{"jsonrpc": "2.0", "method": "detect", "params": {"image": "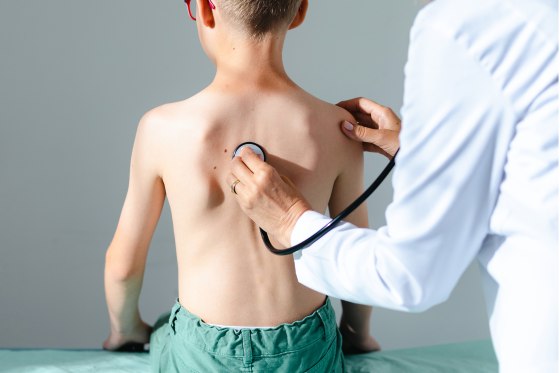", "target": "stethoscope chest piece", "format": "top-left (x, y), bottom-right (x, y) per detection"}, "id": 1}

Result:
top-left (232, 142), bottom-right (266, 162)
